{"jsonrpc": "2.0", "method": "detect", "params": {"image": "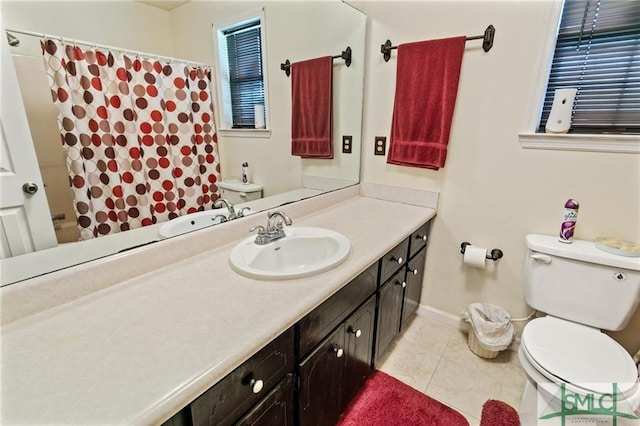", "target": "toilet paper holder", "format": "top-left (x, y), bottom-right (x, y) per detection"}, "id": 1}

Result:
top-left (460, 242), bottom-right (503, 261)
